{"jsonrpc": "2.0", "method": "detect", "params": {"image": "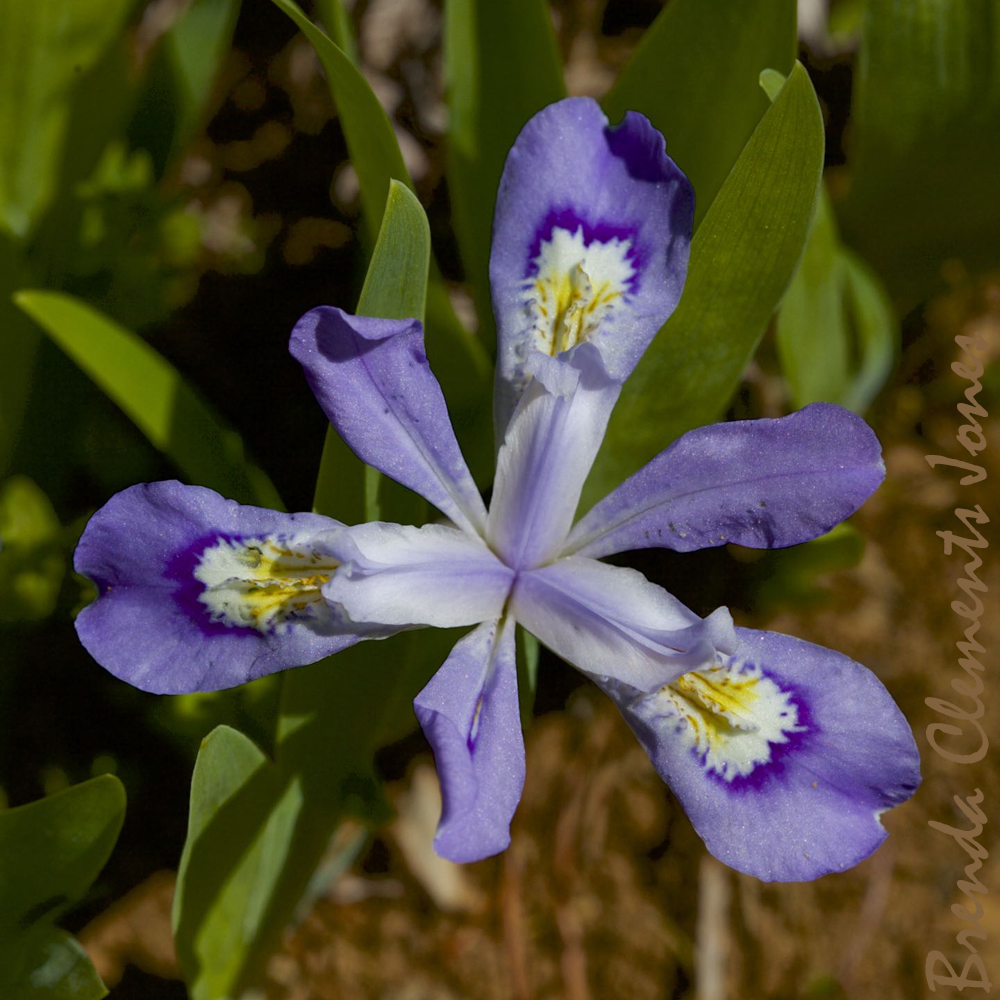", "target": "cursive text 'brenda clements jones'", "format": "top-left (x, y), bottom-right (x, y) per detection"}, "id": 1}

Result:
top-left (924, 327), bottom-right (991, 993)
